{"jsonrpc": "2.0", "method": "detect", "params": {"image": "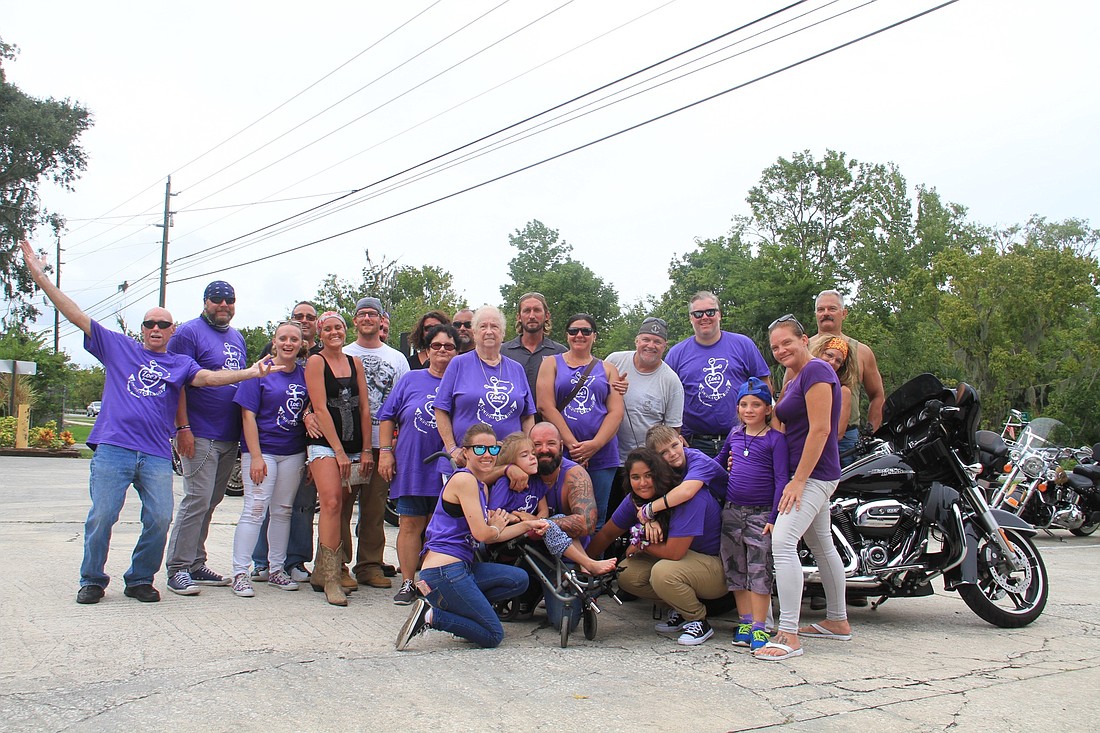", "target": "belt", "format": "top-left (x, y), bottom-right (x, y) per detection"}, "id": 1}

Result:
top-left (691, 433), bottom-right (725, 442)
